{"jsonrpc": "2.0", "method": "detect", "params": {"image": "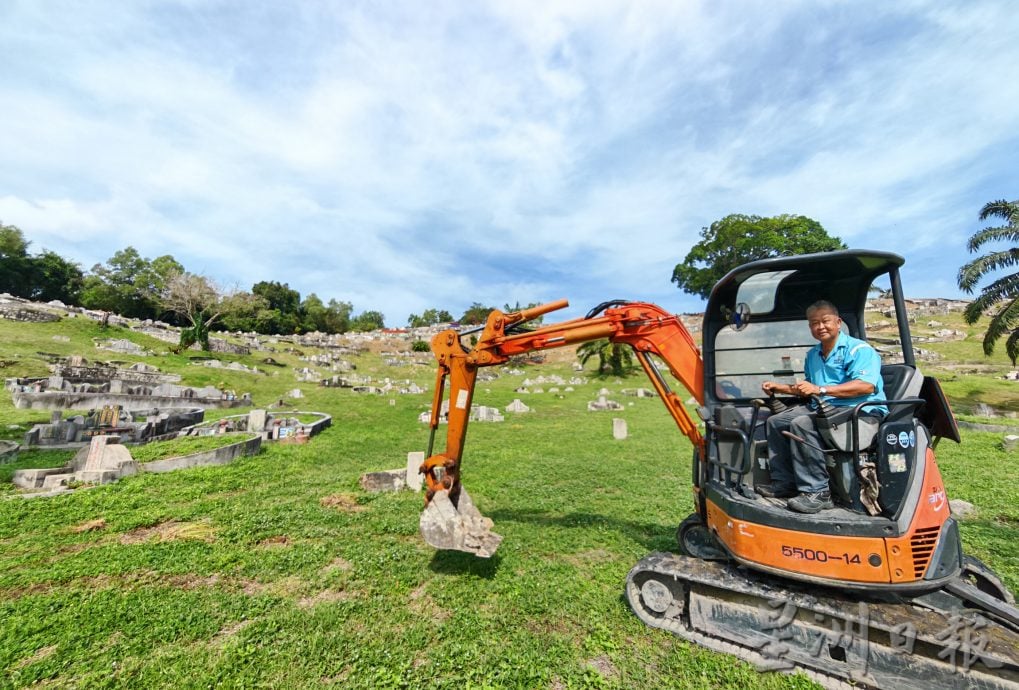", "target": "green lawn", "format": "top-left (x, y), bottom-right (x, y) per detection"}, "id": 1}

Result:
top-left (0, 313), bottom-right (1016, 688)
